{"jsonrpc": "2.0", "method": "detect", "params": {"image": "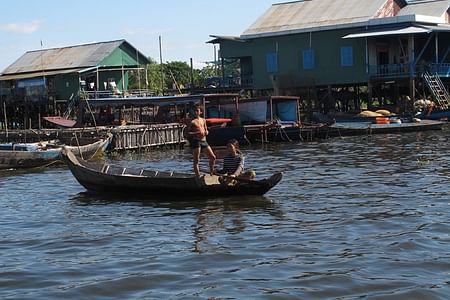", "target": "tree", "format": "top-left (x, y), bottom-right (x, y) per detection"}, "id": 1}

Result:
top-left (164, 61), bottom-right (192, 91)
top-left (128, 57), bottom-right (242, 94)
